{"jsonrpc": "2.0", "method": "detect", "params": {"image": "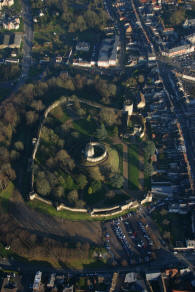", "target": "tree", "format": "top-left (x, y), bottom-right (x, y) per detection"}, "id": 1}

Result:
top-left (123, 77), bottom-right (137, 88)
top-left (75, 174), bottom-right (88, 190)
top-left (145, 140), bottom-right (156, 160)
top-left (21, 83), bottom-right (34, 100)
top-left (65, 175), bottom-right (74, 190)
top-left (47, 172), bottom-right (58, 187)
top-left (162, 219), bottom-right (170, 226)
top-left (67, 190), bottom-right (78, 203)
top-left (99, 109), bottom-right (117, 126)
top-left (75, 199), bottom-right (85, 208)
top-left (3, 103), bottom-right (18, 127)
top-left (160, 208), bottom-right (168, 216)
top-left (106, 190), bottom-right (115, 199)
top-left (26, 111), bottom-right (38, 125)
top-left (36, 178), bottom-right (51, 196)
top-left (113, 126), bottom-right (118, 137)
top-left (51, 106), bottom-right (64, 120)
top-left (71, 95), bottom-right (80, 109)
top-left (163, 231), bottom-right (171, 241)
top-left (77, 108), bottom-right (86, 116)
top-left (170, 9), bottom-right (185, 26)
top-left (96, 123), bottom-right (108, 140)
top-left (144, 162), bottom-right (154, 177)
top-left (108, 83), bottom-right (117, 96)
top-left (14, 141), bottom-right (24, 152)
top-left (138, 74), bottom-right (144, 84)
top-left (2, 163), bottom-right (16, 181)
top-left (74, 74), bottom-right (86, 89)
top-left (109, 173), bottom-right (124, 189)
top-left (56, 150), bottom-right (75, 171)
top-left (54, 185), bottom-right (64, 198)
top-left (90, 180), bottom-right (102, 193)
top-left (88, 186), bottom-right (93, 194)
top-left (10, 150), bottom-right (20, 161)
top-left (64, 79), bottom-right (75, 91)
top-left (0, 147), bottom-right (9, 163)
top-left (31, 100), bottom-right (45, 112)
